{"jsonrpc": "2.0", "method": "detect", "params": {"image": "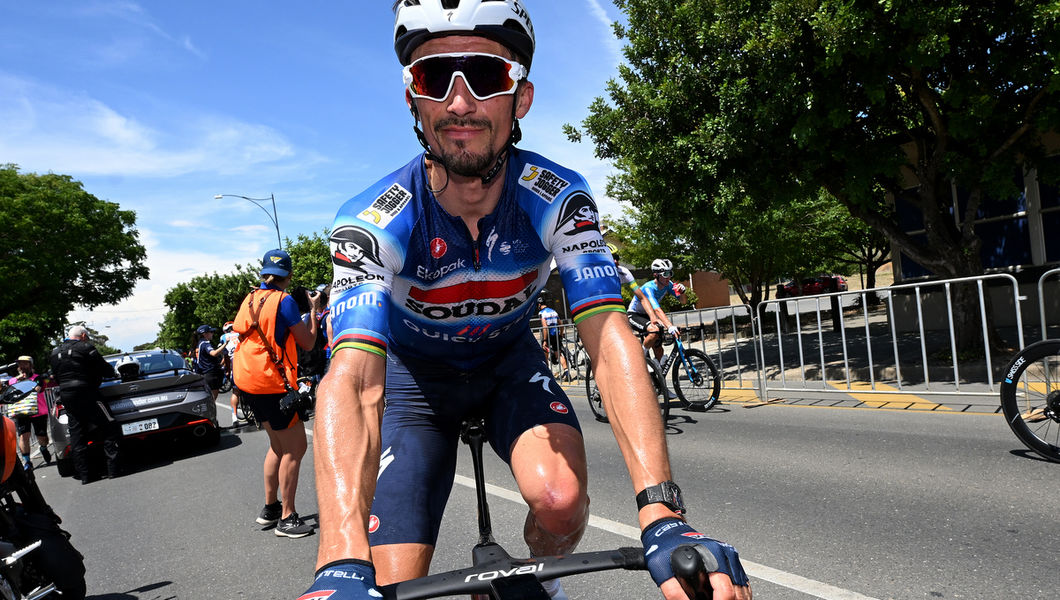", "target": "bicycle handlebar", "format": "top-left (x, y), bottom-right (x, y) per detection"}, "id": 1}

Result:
top-left (378, 546), bottom-right (645, 600)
